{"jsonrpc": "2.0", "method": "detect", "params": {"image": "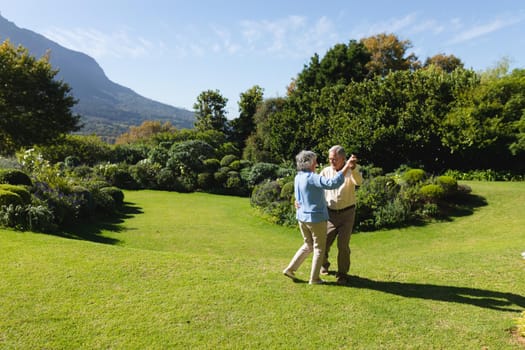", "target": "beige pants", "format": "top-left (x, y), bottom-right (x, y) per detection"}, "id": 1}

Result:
top-left (285, 220), bottom-right (327, 283)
